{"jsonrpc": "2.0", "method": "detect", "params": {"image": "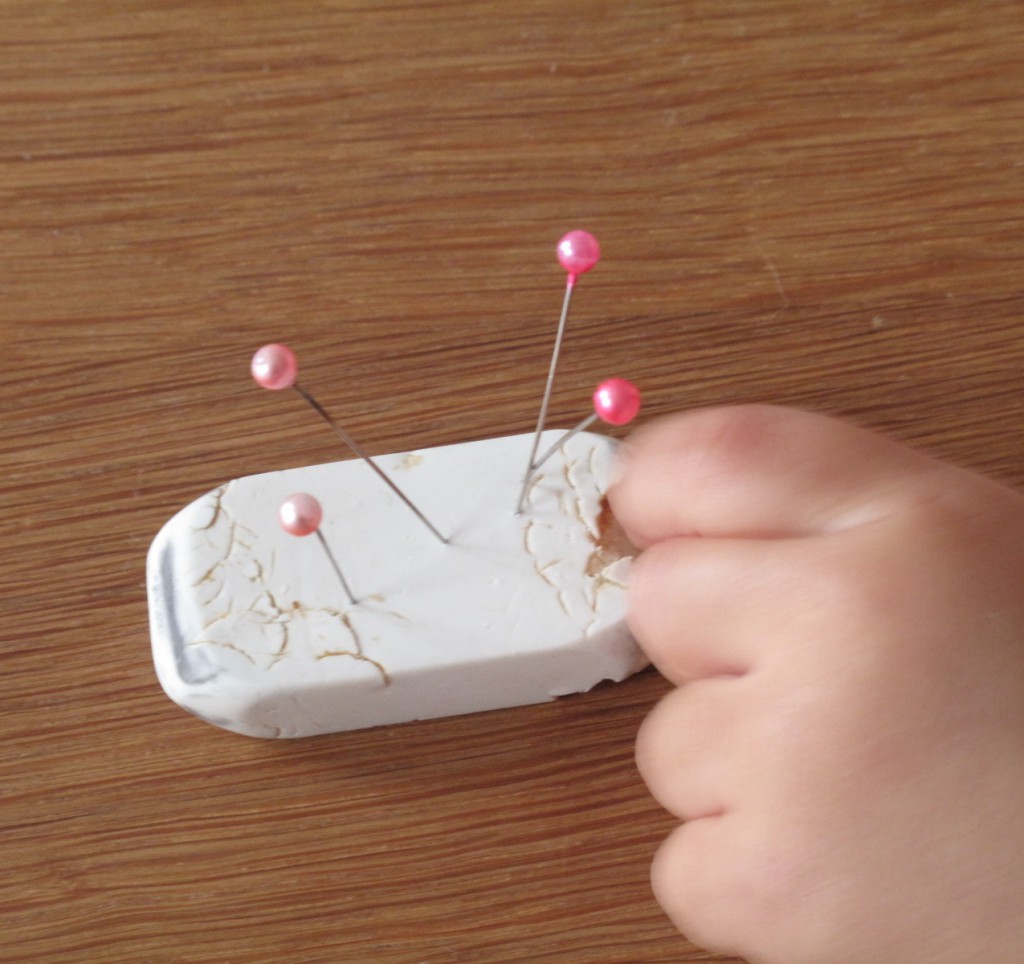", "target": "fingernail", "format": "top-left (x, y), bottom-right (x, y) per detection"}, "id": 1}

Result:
top-left (608, 441), bottom-right (634, 488)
